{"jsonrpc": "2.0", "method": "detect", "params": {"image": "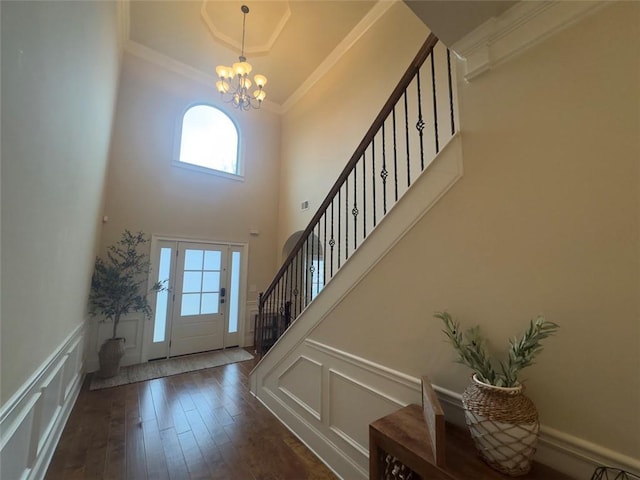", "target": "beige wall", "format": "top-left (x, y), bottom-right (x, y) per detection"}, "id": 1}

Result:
top-left (101, 52), bottom-right (281, 303)
top-left (278, 2), bottom-right (430, 260)
top-left (1, 1), bottom-right (121, 404)
top-left (309, 2), bottom-right (639, 460)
